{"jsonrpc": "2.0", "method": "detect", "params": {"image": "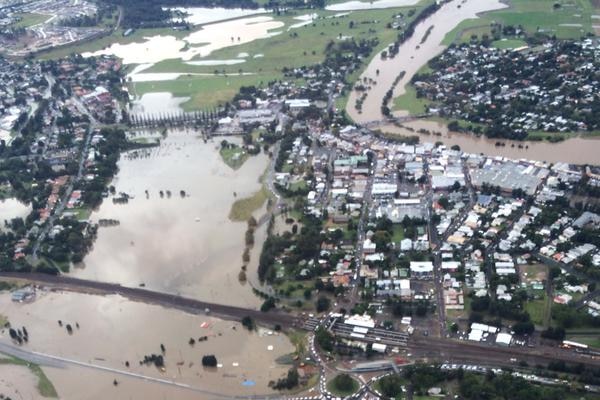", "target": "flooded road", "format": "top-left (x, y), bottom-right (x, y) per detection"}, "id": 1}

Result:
top-left (73, 130), bottom-right (269, 308)
top-left (0, 291), bottom-right (294, 399)
top-left (347, 0), bottom-right (600, 164)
